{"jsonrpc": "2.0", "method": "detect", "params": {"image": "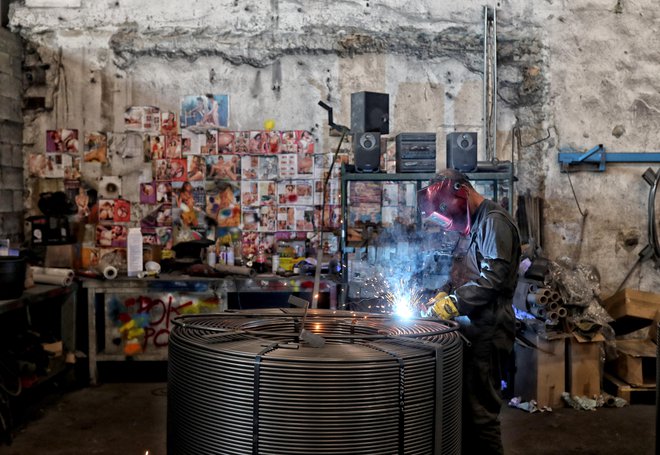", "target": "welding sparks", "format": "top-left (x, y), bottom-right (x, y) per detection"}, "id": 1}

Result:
top-left (383, 277), bottom-right (424, 320)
